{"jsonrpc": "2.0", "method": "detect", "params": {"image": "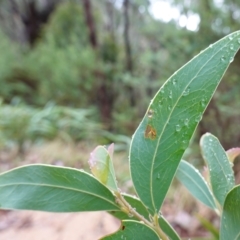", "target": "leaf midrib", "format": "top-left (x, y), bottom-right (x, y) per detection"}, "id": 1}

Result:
top-left (0, 182), bottom-right (119, 208)
top-left (149, 37), bottom-right (232, 211)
